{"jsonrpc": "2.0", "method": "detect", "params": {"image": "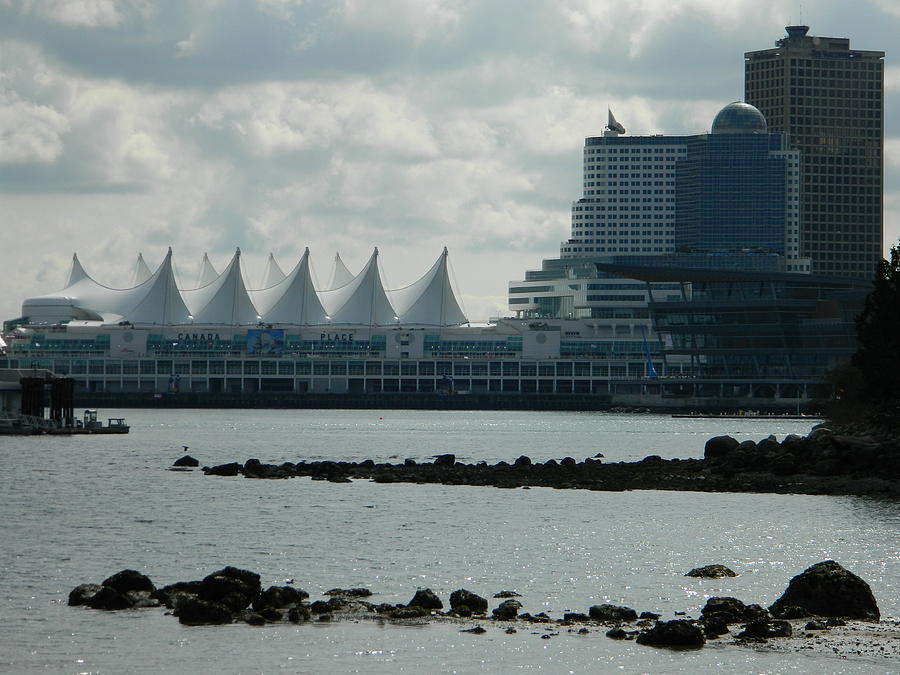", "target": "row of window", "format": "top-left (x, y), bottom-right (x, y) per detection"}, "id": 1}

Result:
top-left (3, 358), bottom-right (664, 379)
